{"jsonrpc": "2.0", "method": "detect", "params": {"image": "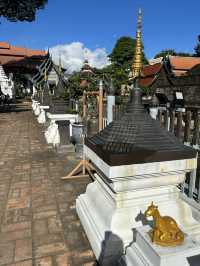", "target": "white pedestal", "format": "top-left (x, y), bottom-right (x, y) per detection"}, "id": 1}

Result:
top-left (32, 100), bottom-right (39, 113)
top-left (45, 113), bottom-right (78, 146)
top-left (34, 103), bottom-right (41, 116)
top-left (76, 146), bottom-right (200, 263)
top-left (107, 96), bottom-right (115, 124)
top-left (150, 107), bottom-right (158, 120)
top-left (37, 106), bottom-right (49, 124)
top-left (45, 121), bottom-right (60, 147)
top-left (122, 226), bottom-right (200, 266)
top-left (32, 100), bottom-right (37, 110)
